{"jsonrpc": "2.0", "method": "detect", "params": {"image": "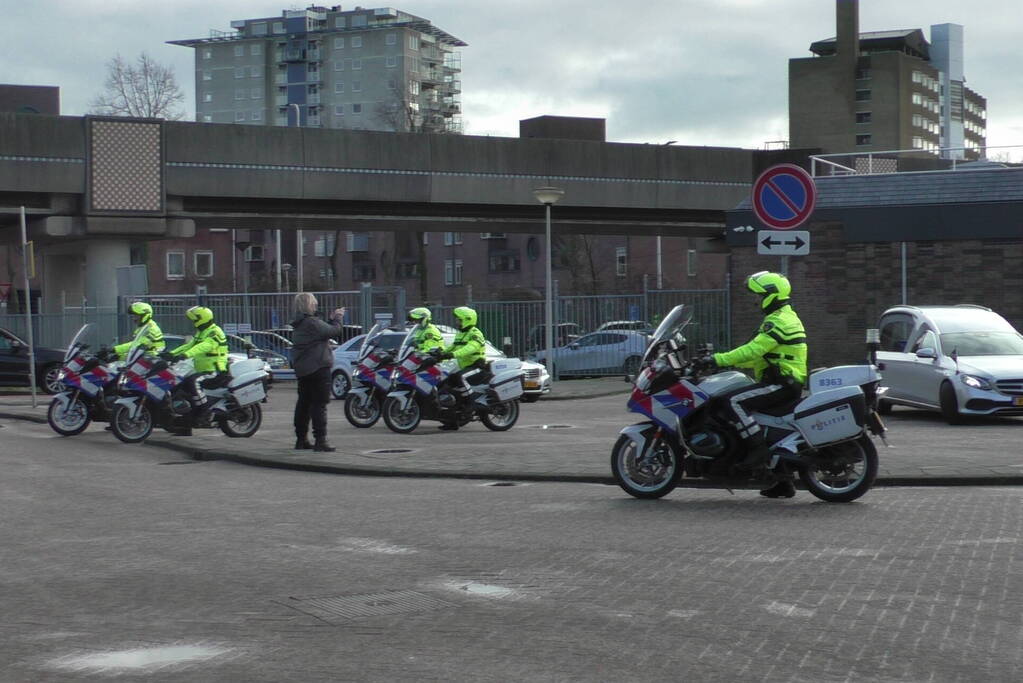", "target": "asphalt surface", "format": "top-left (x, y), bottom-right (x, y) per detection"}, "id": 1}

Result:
top-left (3, 377), bottom-right (1023, 487)
top-left (4, 426), bottom-right (1023, 681)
